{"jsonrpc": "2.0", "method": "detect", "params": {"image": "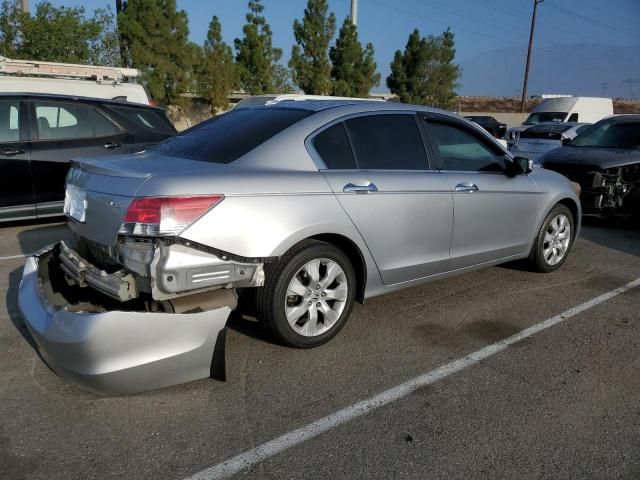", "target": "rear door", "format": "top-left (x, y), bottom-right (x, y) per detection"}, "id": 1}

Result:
top-left (312, 112), bottom-right (453, 285)
top-left (28, 99), bottom-right (133, 216)
top-left (422, 114), bottom-right (539, 270)
top-left (0, 98), bottom-right (35, 220)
